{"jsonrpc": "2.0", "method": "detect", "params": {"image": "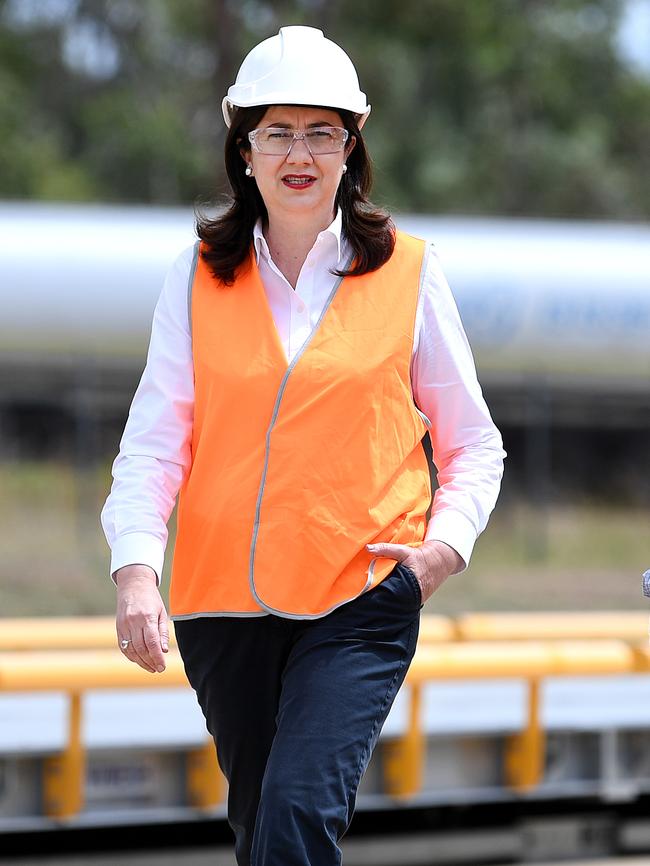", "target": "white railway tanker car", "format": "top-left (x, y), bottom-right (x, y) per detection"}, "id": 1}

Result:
top-left (0, 202), bottom-right (648, 432)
